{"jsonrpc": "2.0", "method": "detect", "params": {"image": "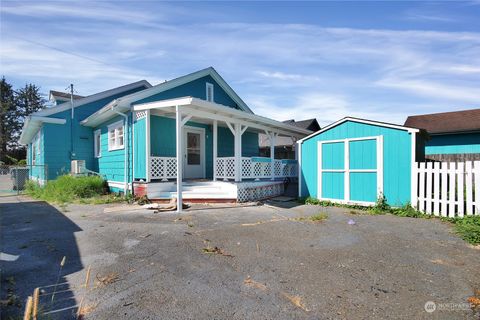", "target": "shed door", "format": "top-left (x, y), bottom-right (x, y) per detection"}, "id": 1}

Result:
top-left (318, 136), bottom-right (383, 204)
